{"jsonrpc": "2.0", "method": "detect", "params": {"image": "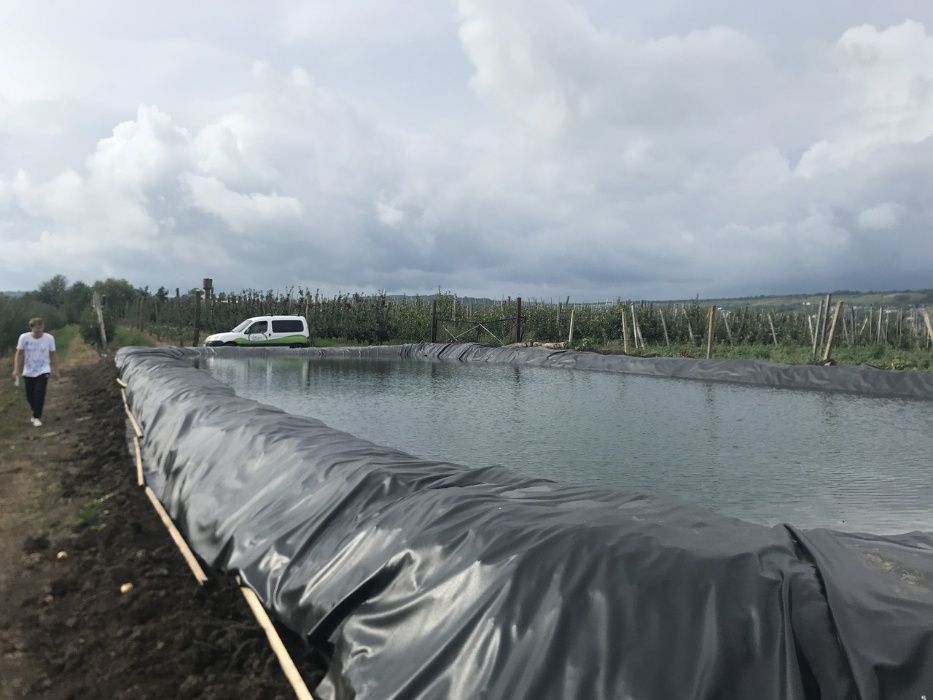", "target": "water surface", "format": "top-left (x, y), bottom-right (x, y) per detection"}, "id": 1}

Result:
top-left (203, 356), bottom-right (933, 534)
